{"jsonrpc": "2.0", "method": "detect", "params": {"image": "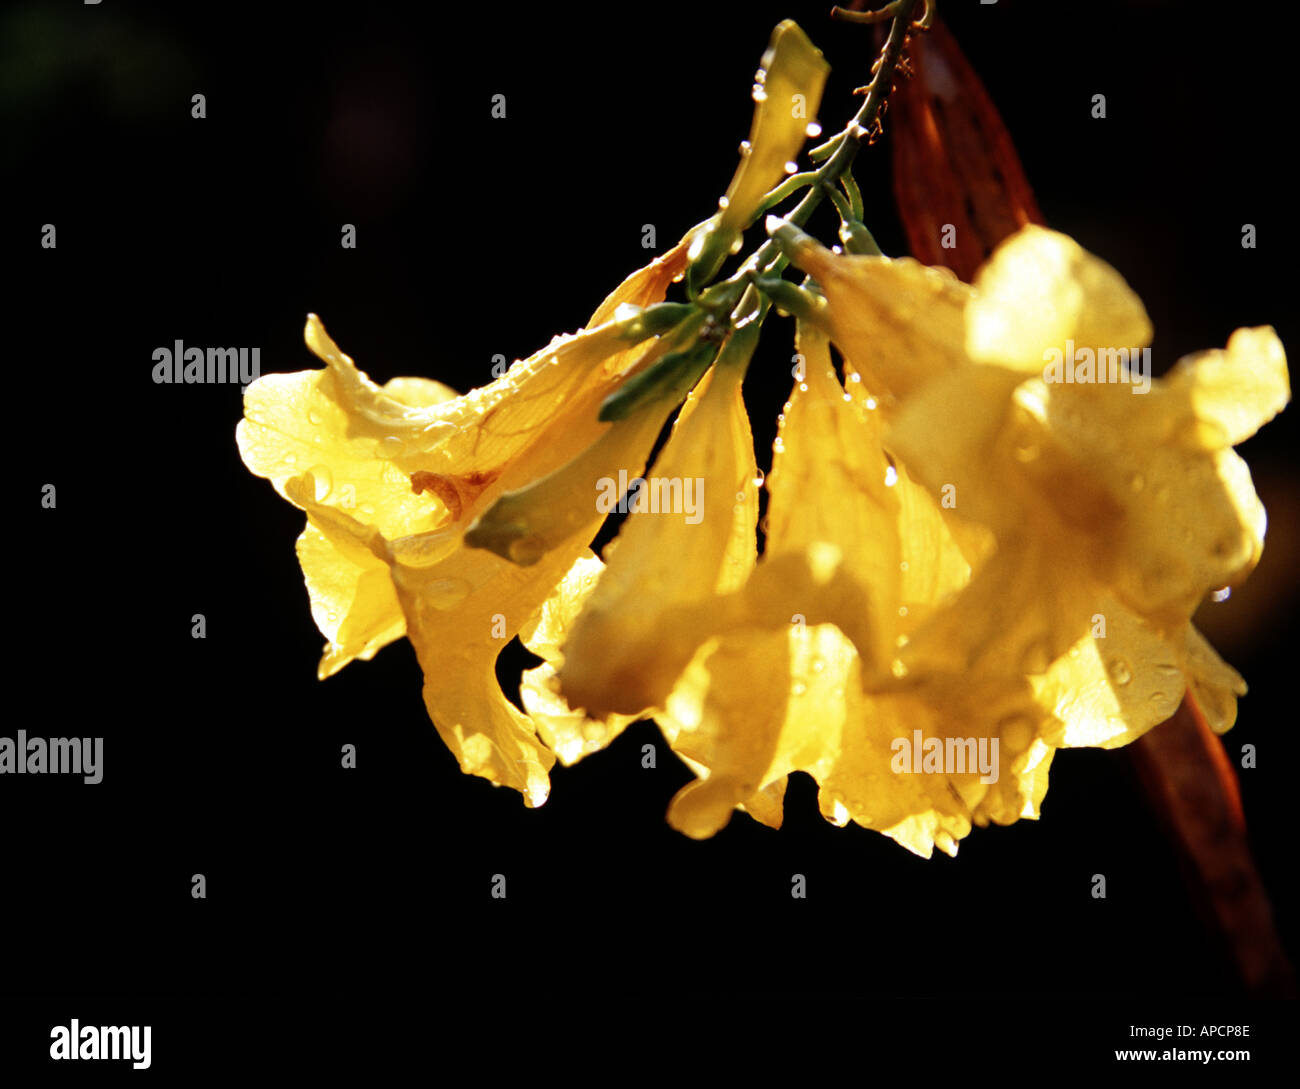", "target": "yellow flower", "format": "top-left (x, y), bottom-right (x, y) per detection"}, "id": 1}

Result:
top-left (236, 15), bottom-right (836, 811)
top-left (550, 225), bottom-right (1286, 856)
top-left (799, 226), bottom-right (1289, 746)
top-left (237, 233), bottom-right (698, 806)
